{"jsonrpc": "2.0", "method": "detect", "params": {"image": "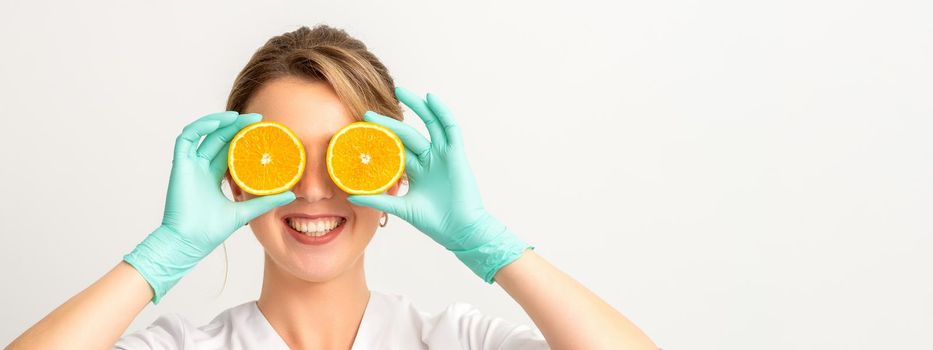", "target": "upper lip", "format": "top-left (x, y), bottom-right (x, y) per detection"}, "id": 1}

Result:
top-left (281, 212), bottom-right (349, 222)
